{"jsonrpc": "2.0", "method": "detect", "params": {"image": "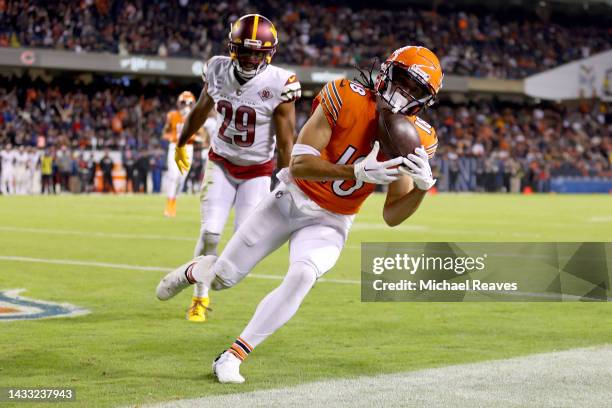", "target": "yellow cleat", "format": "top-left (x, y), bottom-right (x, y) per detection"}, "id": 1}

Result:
top-left (186, 296), bottom-right (210, 322)
top-left (164, 198), bottom-right (177, 217)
